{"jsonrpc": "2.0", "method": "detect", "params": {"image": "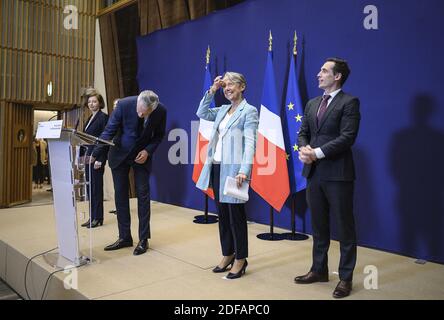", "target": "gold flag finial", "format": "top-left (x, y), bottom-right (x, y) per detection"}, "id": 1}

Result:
top-left (206, 46), bottom-right (210, 65)
top-left (269, 30), bottom-right (273, 51)
top-left (293, 31), bottom-right (298, 56)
